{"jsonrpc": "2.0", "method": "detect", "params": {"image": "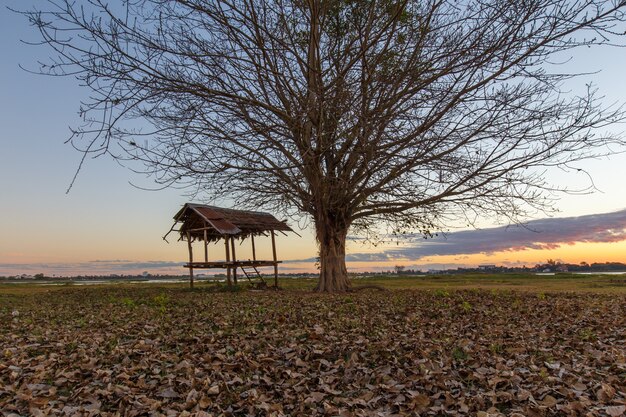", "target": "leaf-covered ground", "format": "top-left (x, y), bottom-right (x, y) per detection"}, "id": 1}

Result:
top-left (1, 286), bottom-right (625, 416)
